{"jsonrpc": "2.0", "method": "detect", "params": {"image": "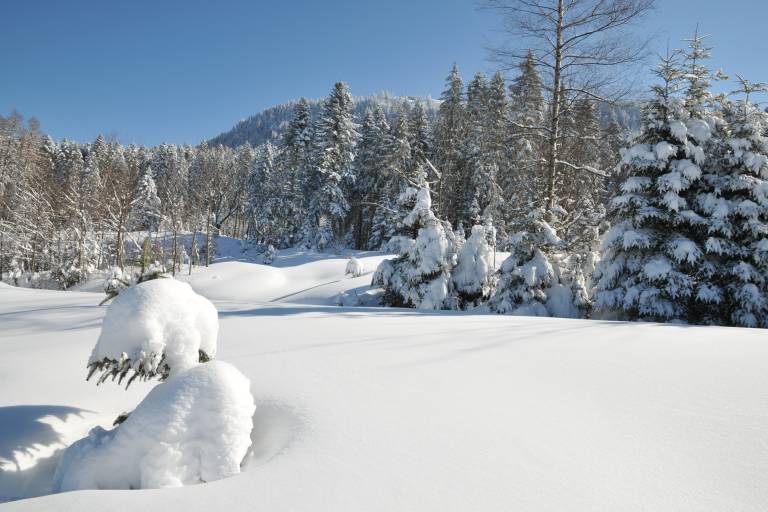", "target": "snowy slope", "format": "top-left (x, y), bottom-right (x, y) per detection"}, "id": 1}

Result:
top-left (2, 253), bottom-right (768, 511)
